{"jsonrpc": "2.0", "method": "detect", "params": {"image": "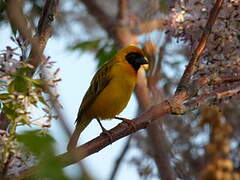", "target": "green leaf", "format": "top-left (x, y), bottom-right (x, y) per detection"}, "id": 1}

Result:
top-left (3, 103), bottom-right (19, 120)
top-left (0, 93), bottom-right (11, 100)
top-left (37, 157), bottom-right (69, 180)
top-left (96, 46), bottom-right (117, 67)
top-left (69, 39), bottom-right (101, 51)
top-left (31, 78), bottom-right (45, 88)
top-left (17, 131), bottom-right (69, 180)
top-left (8, 75), bottom-right (31, 94)
top-left (17, 130), bottom-right (55, 156)
top-left (17, 66), bottom-right (33, 75)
